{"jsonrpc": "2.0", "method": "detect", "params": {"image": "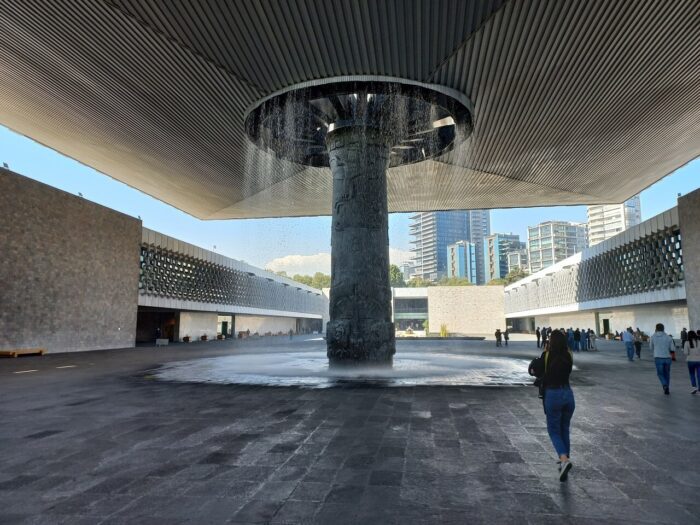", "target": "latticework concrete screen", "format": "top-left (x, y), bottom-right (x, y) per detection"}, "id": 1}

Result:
top-left (505, 209), bottom-right (684, 315)
top-left (139, 229), bottom-right (326, 317)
